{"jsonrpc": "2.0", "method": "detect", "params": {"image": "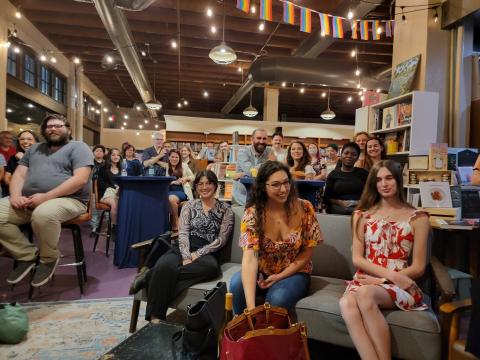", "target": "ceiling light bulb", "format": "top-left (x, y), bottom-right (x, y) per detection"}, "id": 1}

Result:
top-left (144, 119), bottom-right (149, 124)
top-left (171, 40), bottom-right (177, 49)
top-left (139, 125), bottom-right (143, 129)
top-left (13, 46), bottom-right (20, 54)
top-left (155, 124), bottom-right (159, 129)
top-left (360, 95), bottom-right (364, 101)
top-left (183, 99), bottom-right (188, 105)
top-left (376, 88), bottom-right (381, 93)
top-left (95, 109), bottom-right (100, 114)
top-left (243, 105), bottom-right (258, 118)
top-left (321, 92), bottom-right (326, 98)
top-left (377, 27), bottom-right (383, 35)
top-left (177, 102), bottom-right (182, 108)
top-left (251, 5), bottom-right (256, 13)
top-left (108, 116), bottom-right (113, 121)
top-left (50, 56), bottom-right (56, 63)
top-left (123, 122), bottom-right (127, 126)
top-left (136, 132), bottom-right (140, 136)
top-left (203, 91), bottom-right (209, 97)
top-left (347, 10), bottom-right (354, 20)
top-left (300, 87), bottom-right (305, 94)
top-left (121, 126), bottom-right (125, 130)
top-left (238, 67), bottom-right (242, 72)
top-left (347, 96), bottom-right (352, 102)
top-left (356, 83), bottom-right (361, 89)
top-left (355, 69), bottom-right (361, 76)
top-left (3, 41), bottom-right (11, 48)
top-left (97, 100), bottom-right (102, 105)
top-left (351, 50), bottom-right (356, 57)
top-left (321, 31), bottom-right (325, 37)
top-left (40, 54), bottom-right (47, 62)
top-left (124, 114), bottom-right (129, 119)
top-left (26, 117), bottom-right (31, 121)
top-left (6, 108), bottom-right (12, 113)
top-left (358, 90), bottom-right (363, 96)
top-left (15, 11), bottom-right (21, 19)
top-left (73, 57), bottom-right (81, 64)
top-left (258, 22), bottom-right (265, 31)
top-left (206, 7), bottom-right (213, 17)
top-left (136, 105), bottom-right (141, 111)
top-left (28, 103), bottom-right (34, 108)
top-left (281, 82), bottom-right (286, 87)
top-left (106, 55), bottom-right (114, 63)
top-left (140, 50), bottom-right (147, 57)
top-left (210, 25), bottom-right (217, 34)
top-left (103, 108), bottom-right (109, 112)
